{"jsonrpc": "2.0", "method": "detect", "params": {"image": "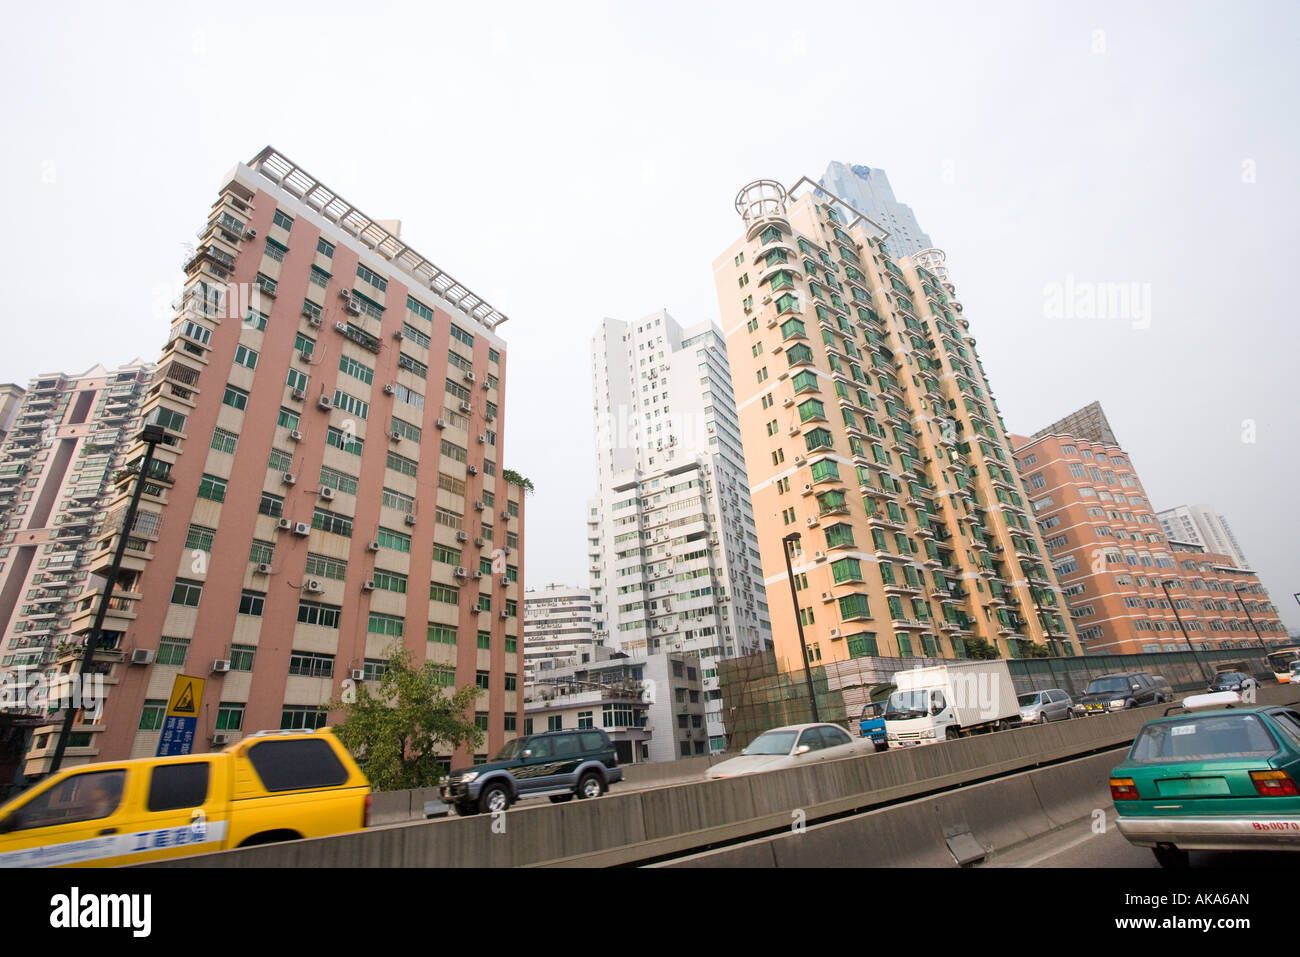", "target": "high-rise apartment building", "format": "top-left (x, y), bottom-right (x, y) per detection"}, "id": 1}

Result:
top-left (25, 147), bottom-right (525, 775)
top-left (1156, 505), bottom-right (1251, 572)
top-left (0, 385), bottom-right (24, 446)
top-left (522, 583), bottom-right (598, 682)
top-left (715, 178), bottom-right (1077, 673)
top-left (1011, 408), bottom-right (1285, 654)
top-left (820, 162), bottom-right (934, 260)
top-left (587, 309), bottom-right (772, 752)
top-left (0, 362), bottom-right (154, 685)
